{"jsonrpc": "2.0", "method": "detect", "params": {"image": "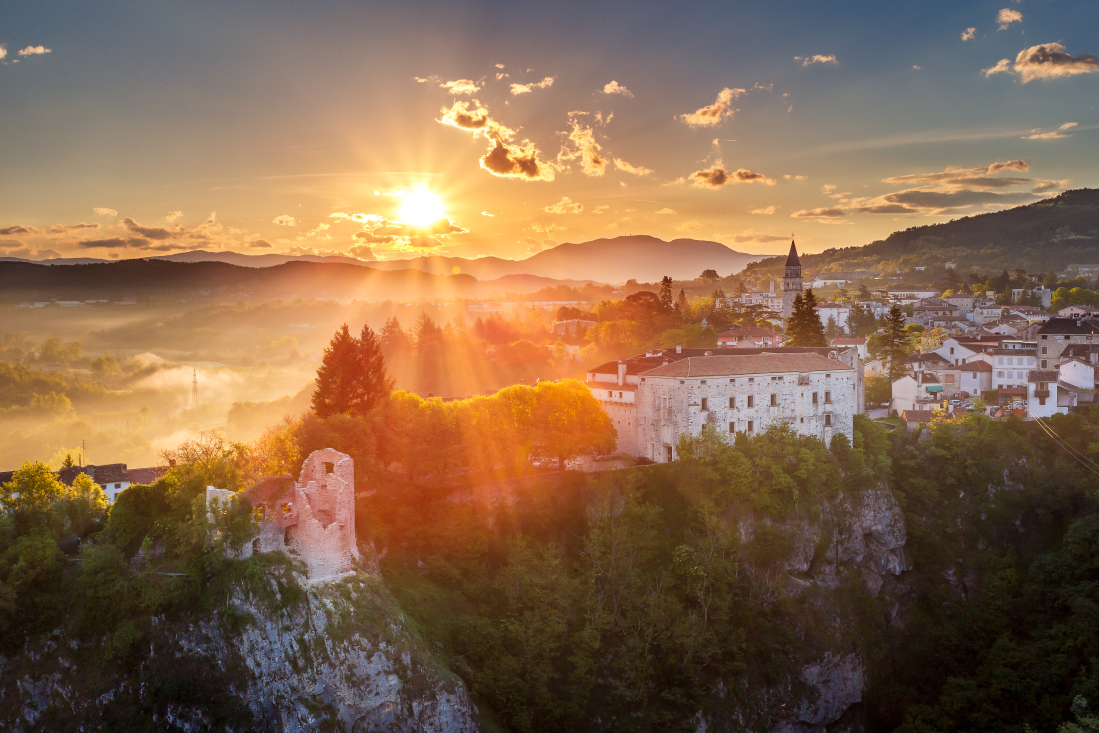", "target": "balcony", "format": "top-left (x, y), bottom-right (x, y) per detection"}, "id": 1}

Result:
top-left (1033, 389), bottom-right (1050, 399)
